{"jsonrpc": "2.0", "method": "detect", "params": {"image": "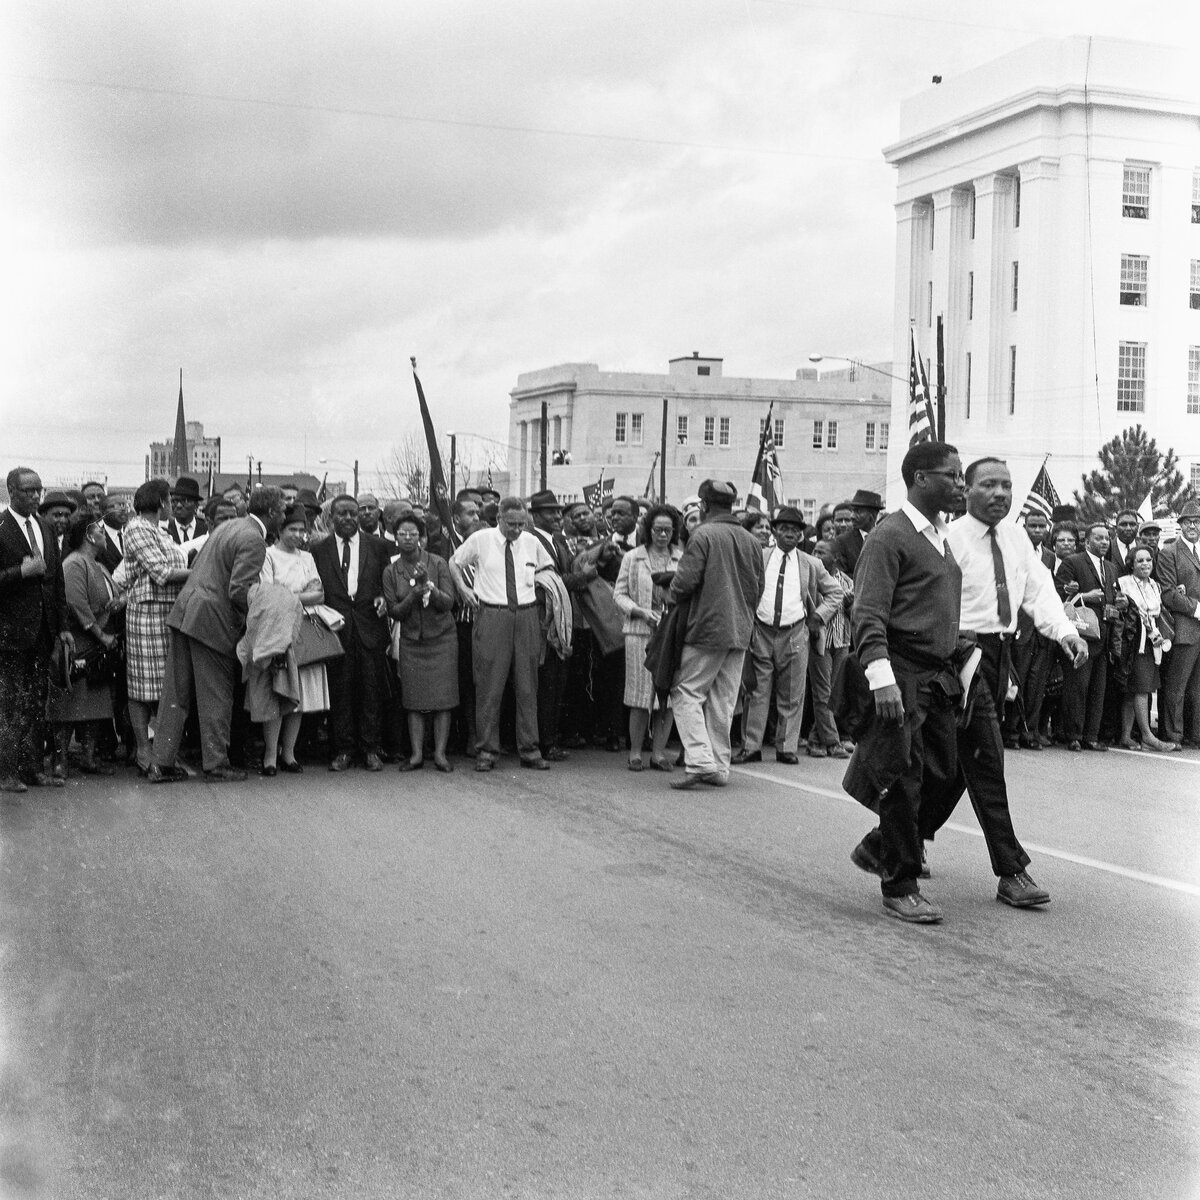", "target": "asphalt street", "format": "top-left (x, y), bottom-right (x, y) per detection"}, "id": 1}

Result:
top-left (1, 743), bottom-right (1197, 1199)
